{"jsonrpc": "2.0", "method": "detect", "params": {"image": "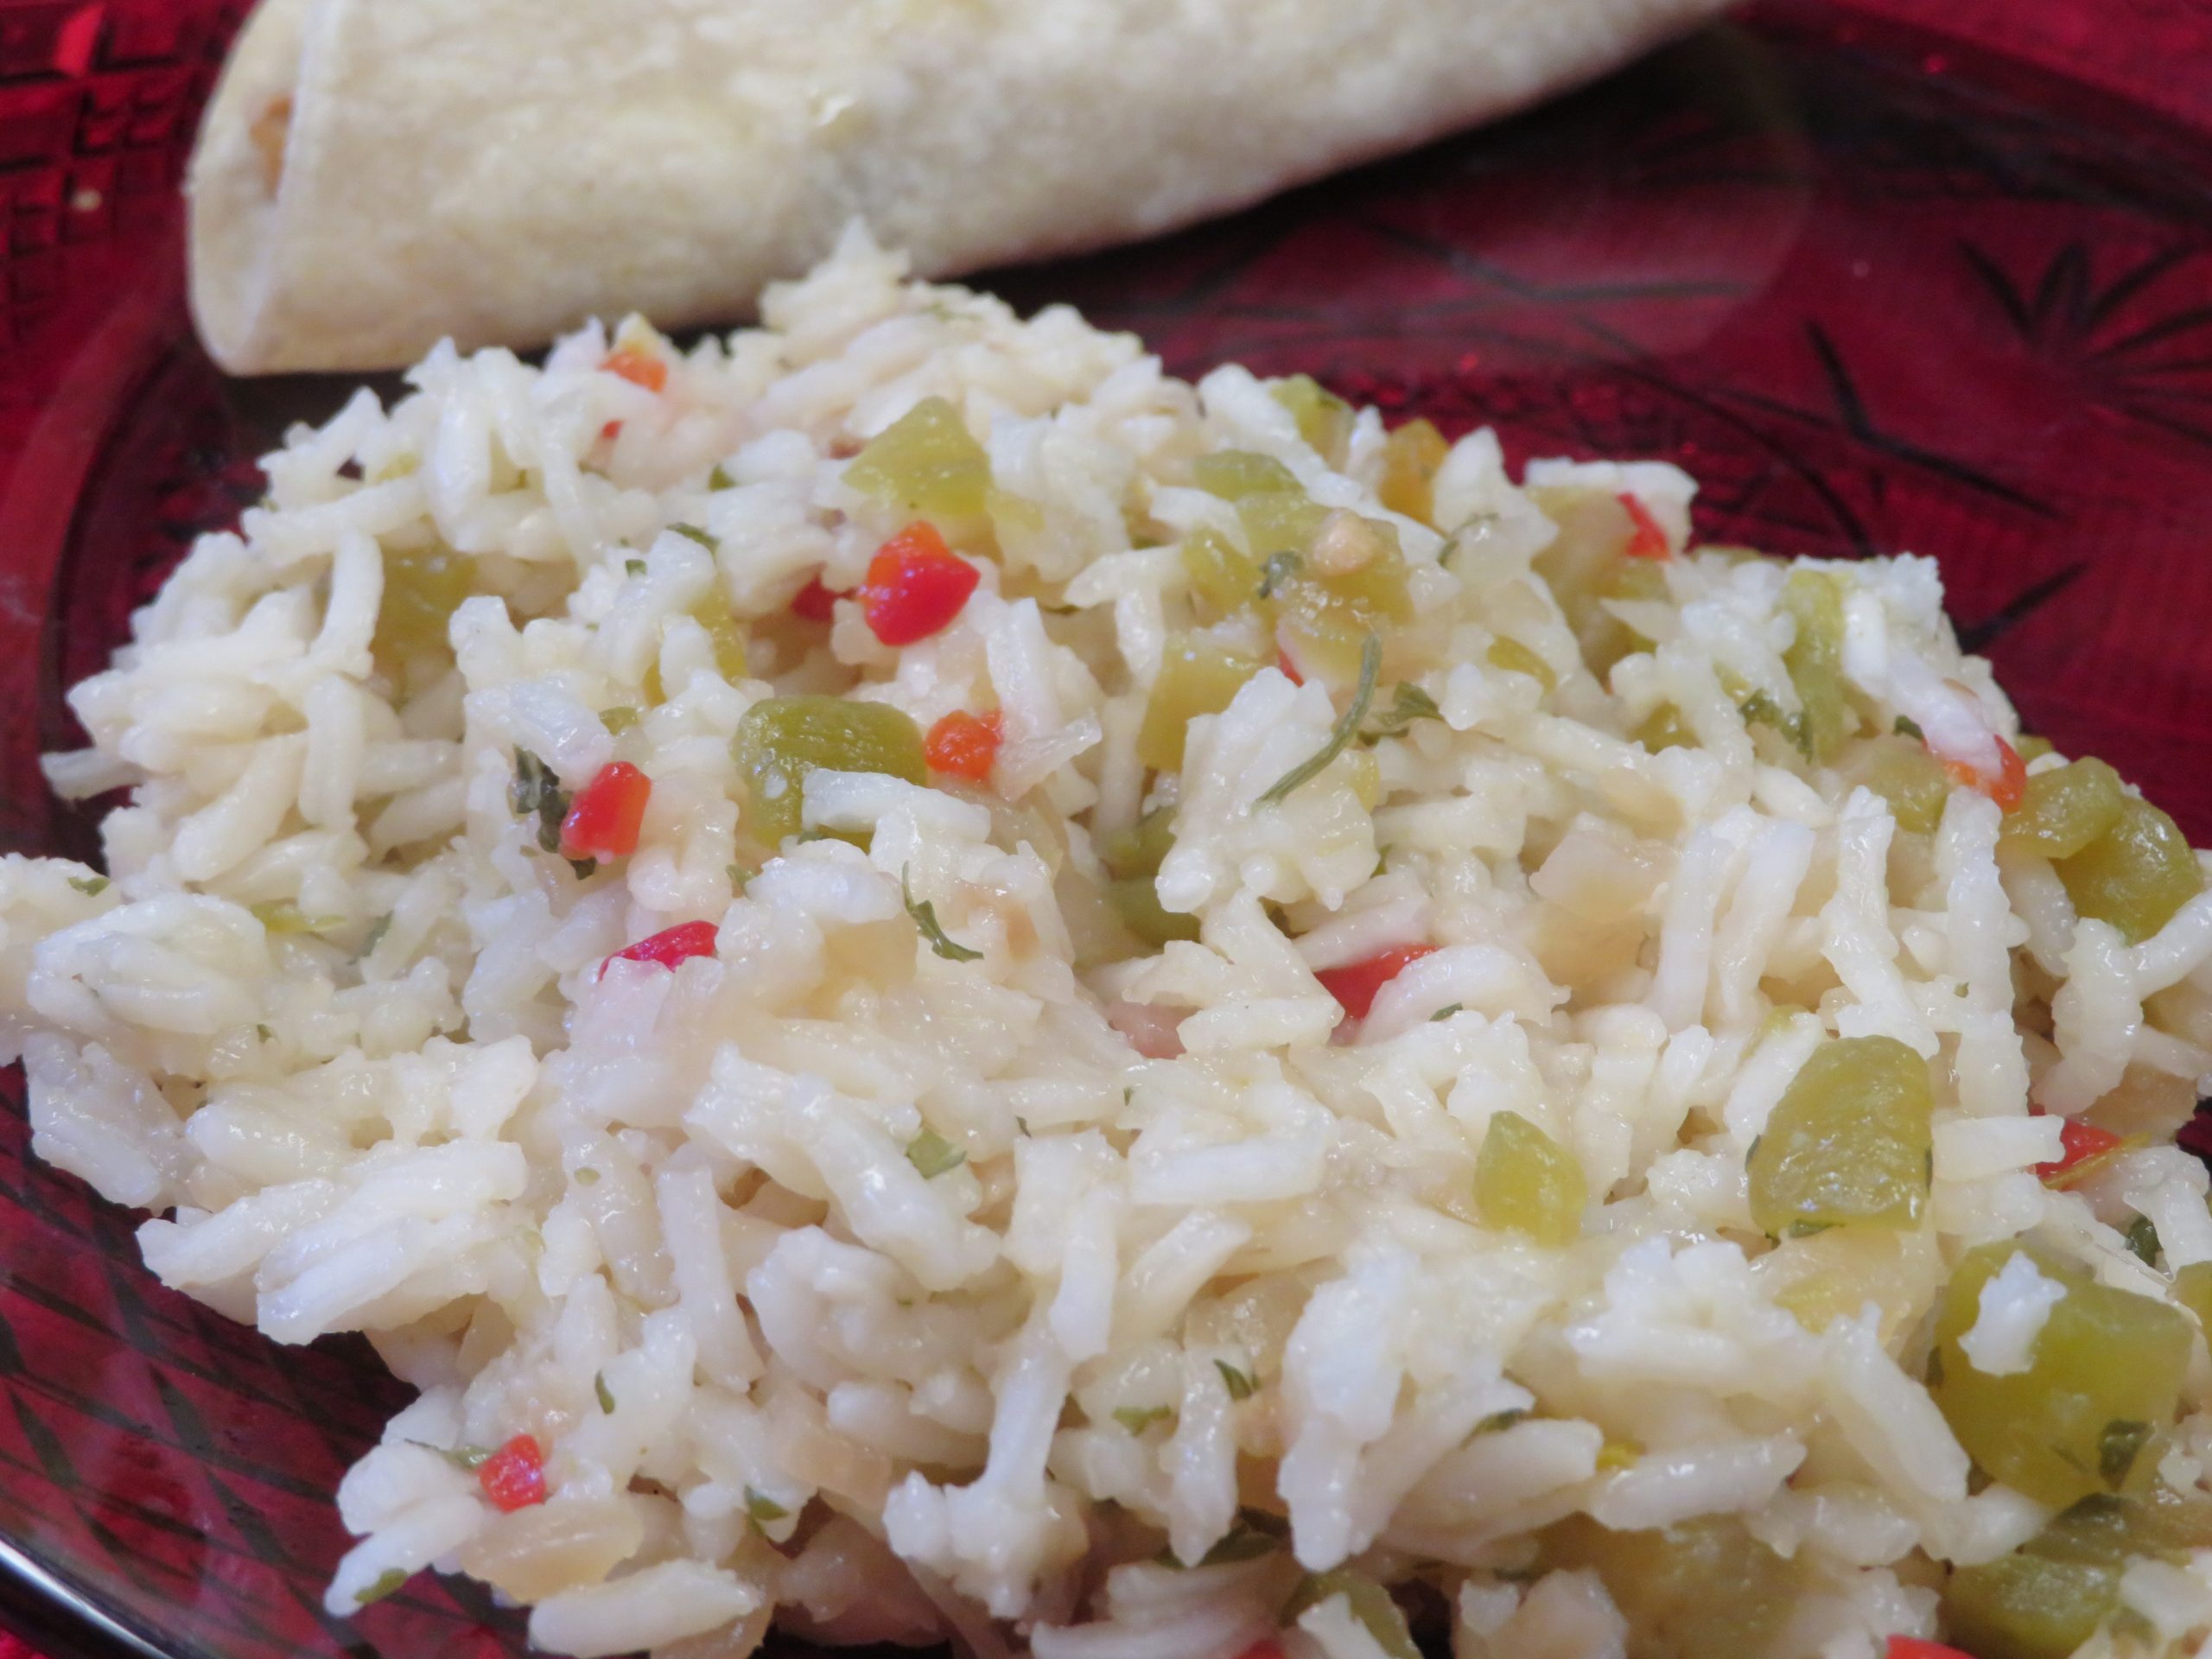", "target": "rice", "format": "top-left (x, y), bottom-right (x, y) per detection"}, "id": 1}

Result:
top-left (10, 222), bottom-right (2212, 1657)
